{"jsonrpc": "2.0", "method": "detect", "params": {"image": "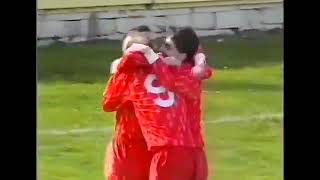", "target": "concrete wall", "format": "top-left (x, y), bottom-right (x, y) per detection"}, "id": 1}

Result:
top-left (37, 2), bottom-right (283, 45)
